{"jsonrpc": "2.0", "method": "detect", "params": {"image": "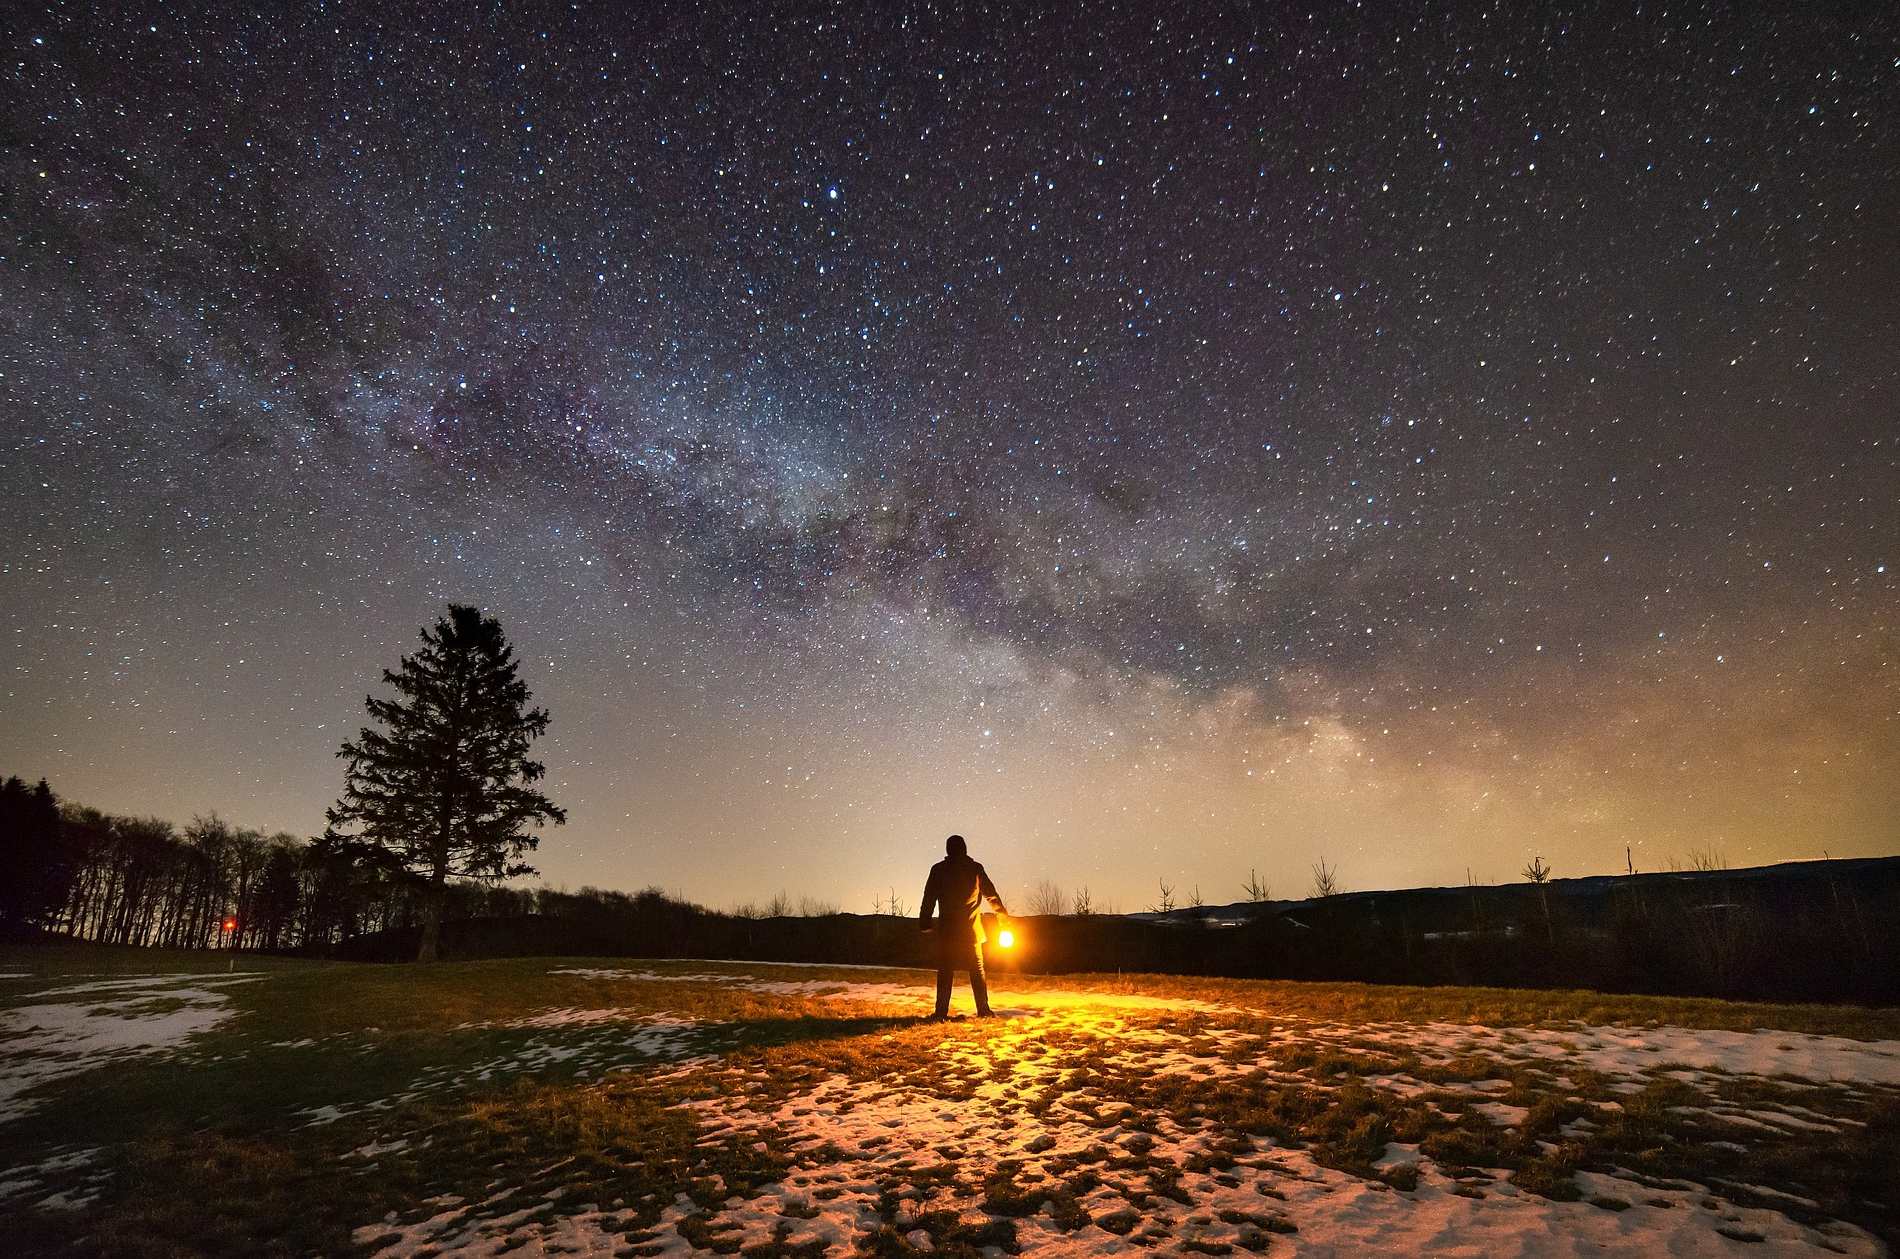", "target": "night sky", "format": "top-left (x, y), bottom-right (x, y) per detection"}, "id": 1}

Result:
top-left (4, 3), bottom-right (1895, 911)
